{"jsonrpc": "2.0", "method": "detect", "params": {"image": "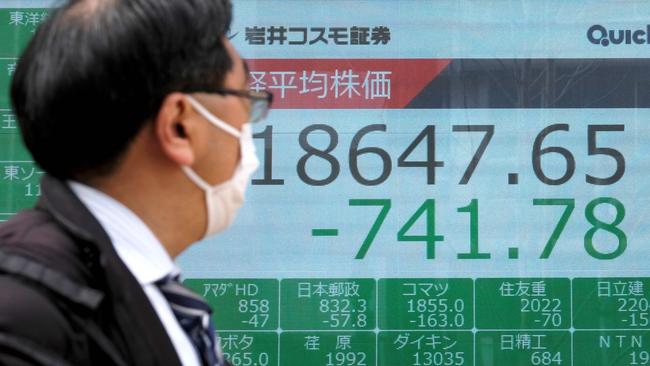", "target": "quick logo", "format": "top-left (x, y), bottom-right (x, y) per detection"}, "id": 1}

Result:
top-left (588, 24), bottom-right (650, 46)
